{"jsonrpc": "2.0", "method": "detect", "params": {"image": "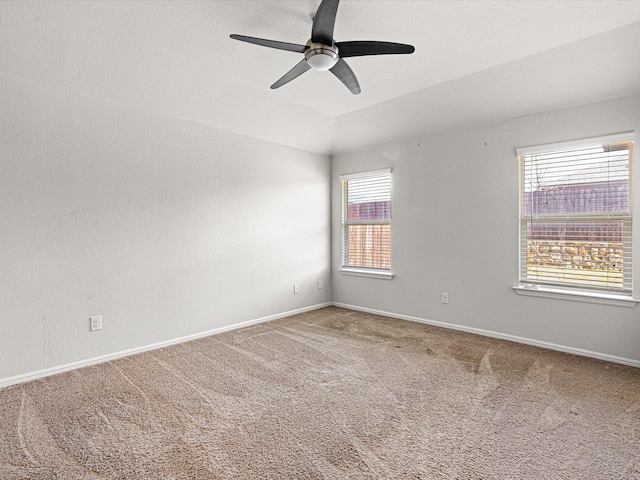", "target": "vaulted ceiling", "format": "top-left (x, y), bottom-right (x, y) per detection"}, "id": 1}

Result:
top-left (2, 1), bottom-right (640, 154)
